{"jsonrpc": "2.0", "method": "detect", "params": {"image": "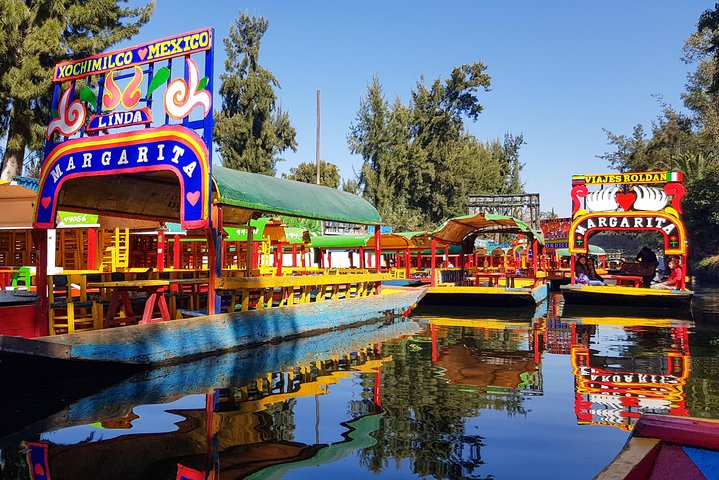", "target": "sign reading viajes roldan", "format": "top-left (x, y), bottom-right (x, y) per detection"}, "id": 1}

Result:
top-left (35, 28), bottom-right (215, 230)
